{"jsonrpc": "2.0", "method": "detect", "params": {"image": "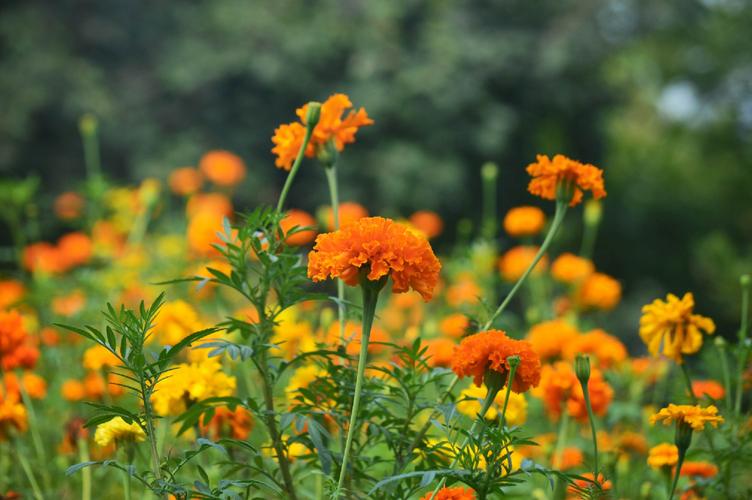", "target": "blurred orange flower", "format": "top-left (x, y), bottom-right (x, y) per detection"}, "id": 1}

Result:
top-left (54, 191), bottom-right (85, 220)
top-left (280, 209), bottom-right (317, 246)
top-left (57, 232), bottom-right (93, 269)
top-left (498, 246), bottom-right (547, 282)
top-left (535, 361), bottom-right (613, 422)
top-left (526, 320), bottom-right (579, 361)
top-left (200, 406), bottom-right (254, 440)
top-left (692, 380), bottom-right (725, 400)
top-left (451, 330), bottom-right (541, 392)
top-left (52, 290), bottom-right (87, 317)
top-left (551, 253), bottom-right (594, 284)
top-left (551, 446), bottom-right (584, 470)
top-left (577, 272), bottom-right (621, 310)
top-left (566, 473), bottom-right (611, 498)
top-left (526, 154), bottom-right (606, 206)
top-left (22, 242), bottom-right (65, 274)
top-left (562, 329), bottom-right (627, 369)
top-left (503, 206), bottom-right (545, 237)
top-left (439, 313), bottom-right (470, 339)
top-left (679, 461), bottom-right (718, 478)
top-left (0, 280), bottom-right (25, 309)
top-left (169, 166), bottom-right (203, 196)
top-left (323, 201), bottom-right (369, 231)
top-left (409, 211), bottom-right (444, 239)
top-left (308, 217), bottom-right (441, 301)
top-left (199, 150), bottom-right (246, 187)
top-left (186, 193), bottom-right (233, 219)
top-left (420, 486), bottom-right (475, 500)
top-left (424, 338), bottom-right (456, 368)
